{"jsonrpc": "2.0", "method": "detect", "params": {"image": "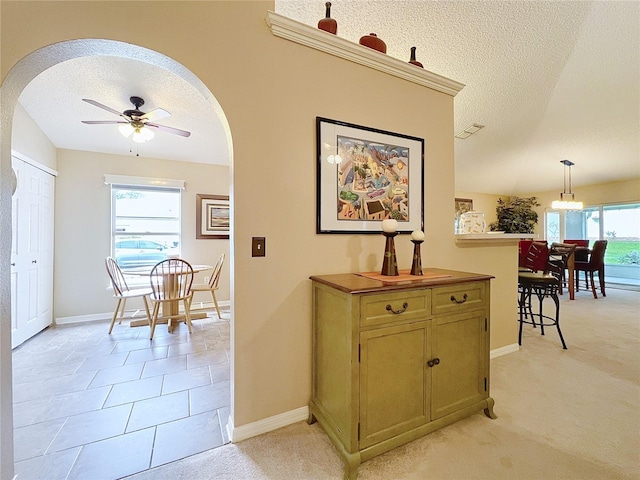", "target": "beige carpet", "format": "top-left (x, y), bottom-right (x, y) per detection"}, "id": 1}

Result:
top-left (128, 288), bottom-right (640, 480)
